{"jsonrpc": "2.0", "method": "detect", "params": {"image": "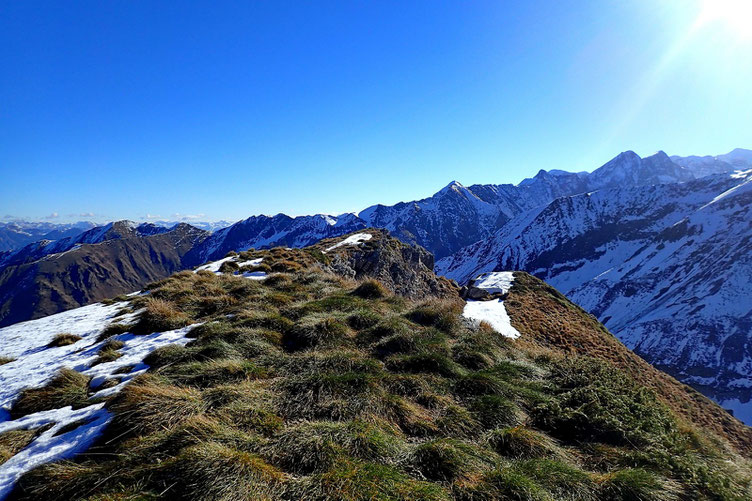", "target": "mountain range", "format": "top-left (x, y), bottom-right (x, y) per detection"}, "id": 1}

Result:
top-left (1, 147), bottom-right (750, 426)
